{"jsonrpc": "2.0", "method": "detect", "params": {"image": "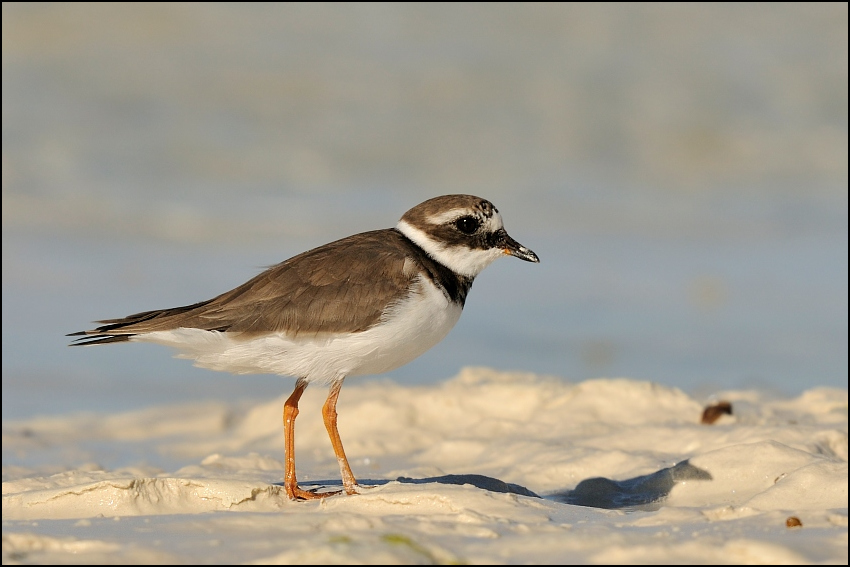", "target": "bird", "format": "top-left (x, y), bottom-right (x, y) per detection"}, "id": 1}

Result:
top-left (69, 194), bottom-right (539, 500)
